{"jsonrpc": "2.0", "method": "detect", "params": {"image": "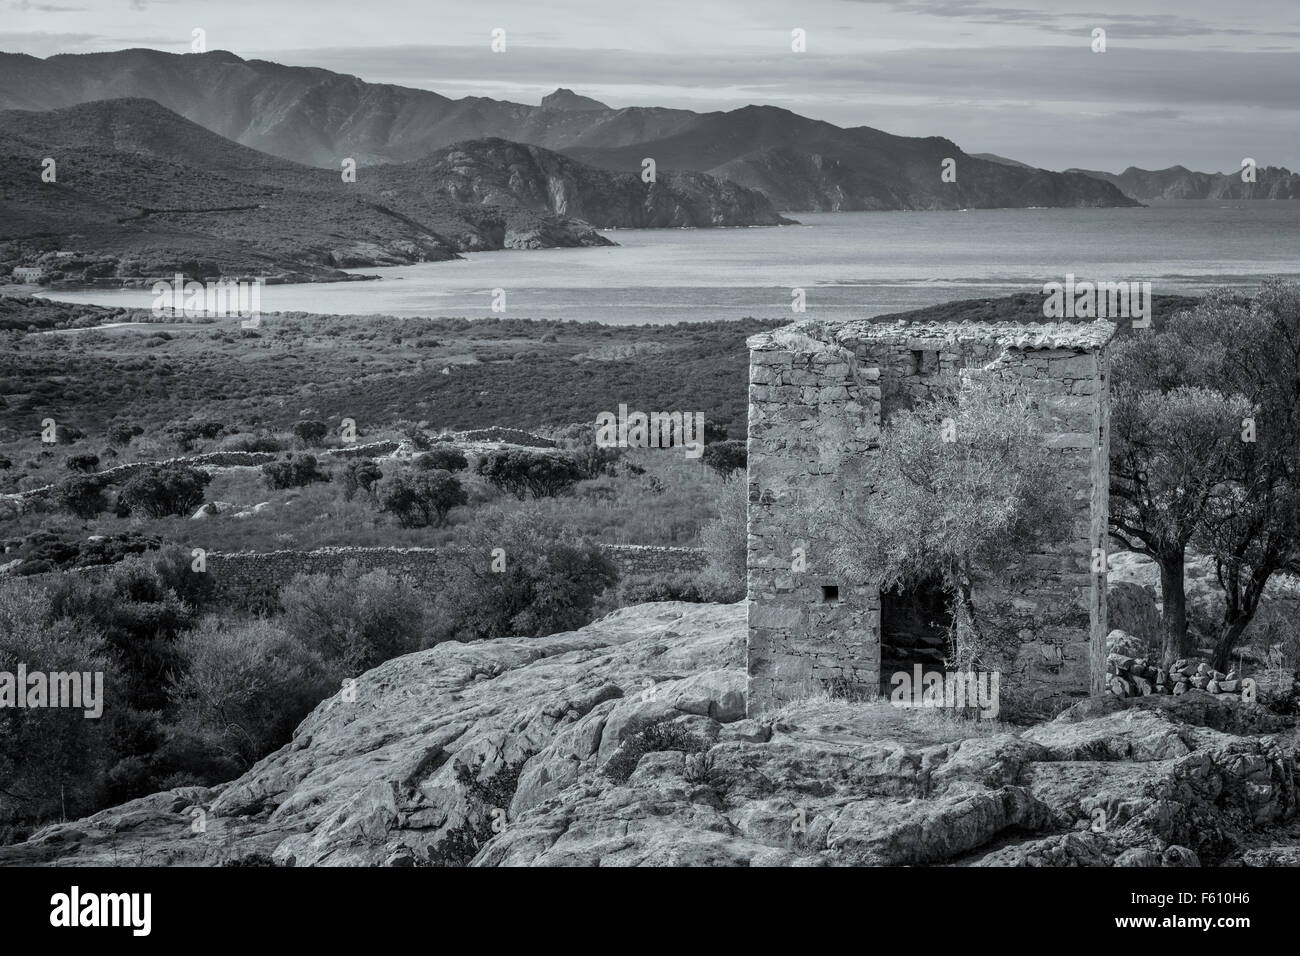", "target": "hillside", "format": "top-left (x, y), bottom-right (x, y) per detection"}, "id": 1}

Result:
top-left (0, 49), bottom-right (1140, 213)
top-left (0, 99), bottom-right (784, 283)
top-left (380, 138), bottom-right (793, 228)
top-left (1069, 165), bottom-right (1300, 201)
top-left (1, 601), bottom-right (1294, 866)
top-left (565, 106), bottom-right (1138, 212)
